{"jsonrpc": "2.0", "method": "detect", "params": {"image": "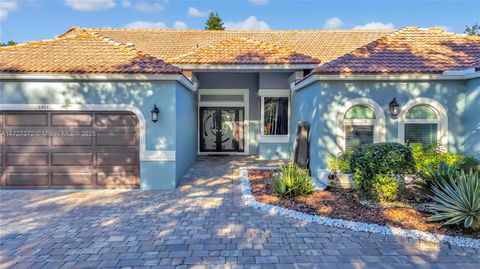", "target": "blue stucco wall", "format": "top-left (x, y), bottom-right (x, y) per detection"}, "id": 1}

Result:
top-left (0, 79), bottom-right (196, 190)
top-left (258, 143), bottom-right (291, 160)
top-left (291, 79), bottom-right (468, 182)
top-left (464, 77), bottom-right (480, 159)
top-left (175, 83), bottom-right (198, 183)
